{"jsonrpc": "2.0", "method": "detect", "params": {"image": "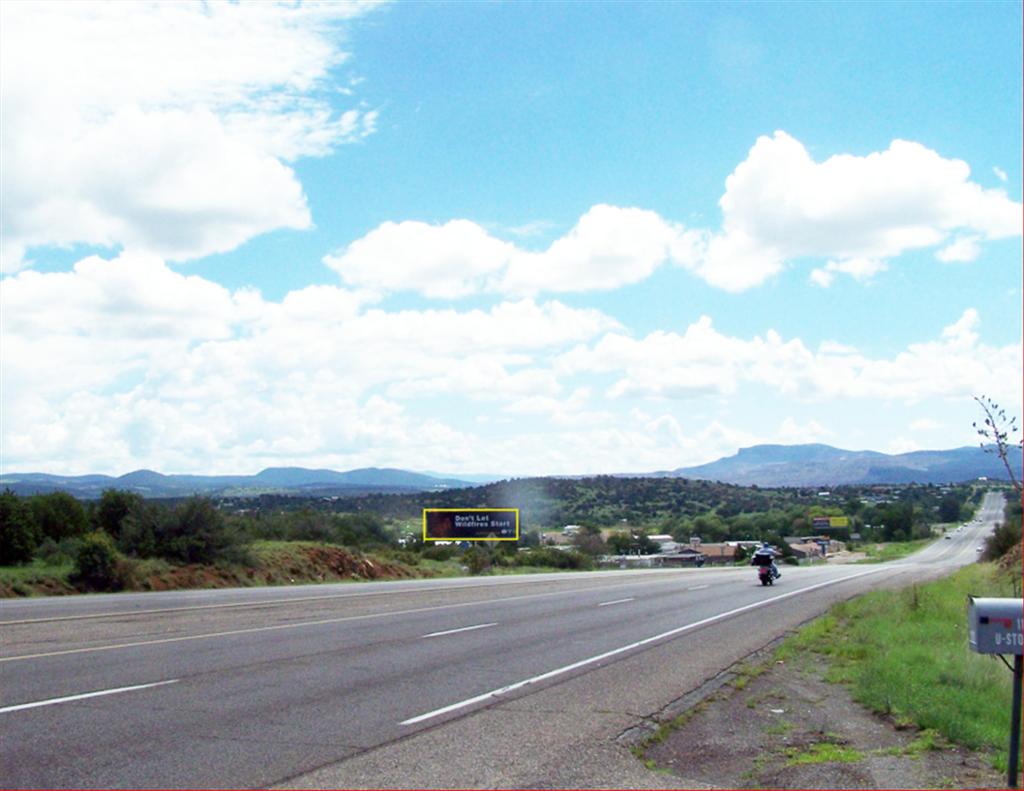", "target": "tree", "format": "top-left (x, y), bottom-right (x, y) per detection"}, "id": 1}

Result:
top-left (571, 530), bottom-right (607, 557)
top-left (29, 492), bottom-right (88, 541)
top-left (167, 497), bottom-right (231, 564)
top-left (938, 494), bottom-right (962, 523)
top-left (95, 489), bottom-right (143, 539)
top-left (0, 489), bottom-right (40, 565)
top-left (973, 395), bottom-right (1022, 496)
